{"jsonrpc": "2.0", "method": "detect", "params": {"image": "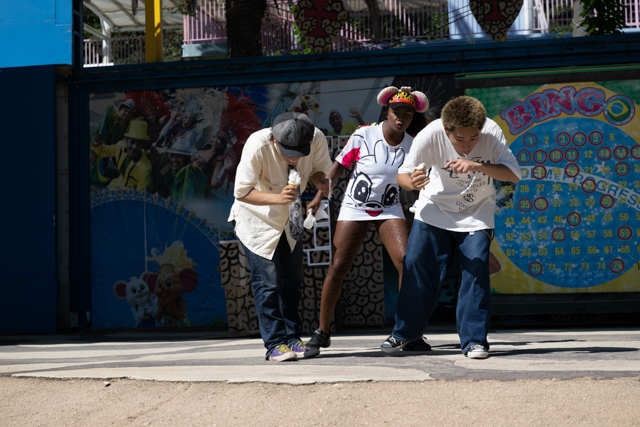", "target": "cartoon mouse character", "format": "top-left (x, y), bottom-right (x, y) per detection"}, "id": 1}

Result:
top-left (113, 274), bottom-right (158, 327)
top-left (145, 241), bottom-right (199, 327)
top-left (145, 264), bottom-right (198, 325)
top-left (346, 139), bottom-right (407, 217)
